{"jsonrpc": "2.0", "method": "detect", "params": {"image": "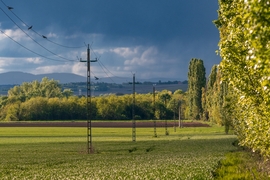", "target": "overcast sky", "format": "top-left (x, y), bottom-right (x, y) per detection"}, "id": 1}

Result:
top-left (0, 0), bottom-right (220, 82)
